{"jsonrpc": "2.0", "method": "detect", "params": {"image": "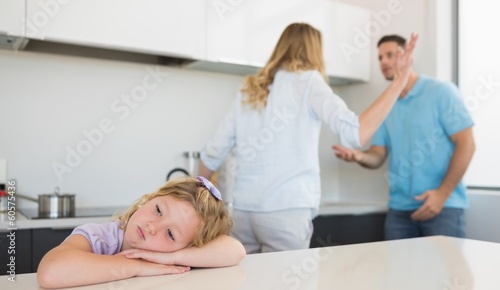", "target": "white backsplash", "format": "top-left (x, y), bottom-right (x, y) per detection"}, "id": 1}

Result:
top-left (0, 49), bottom-right (242, 207)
